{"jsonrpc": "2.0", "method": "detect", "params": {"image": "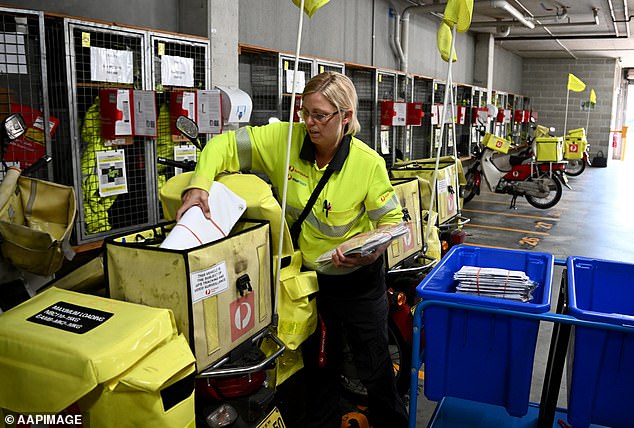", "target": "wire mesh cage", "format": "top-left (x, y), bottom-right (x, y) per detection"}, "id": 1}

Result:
top-left (65, 19), bottom-right (151, 243)
top-left (241, 49), bottom-right (278, 126)
top-left (149, 32), bottom-right (209, 219)
top-left (346, 65), bottom-right (375, 148)
top-left (0, 7), bottom-right (51, 181)
top-left (315, 60), bottom-right (344, 76)
top-left (279, 54), bottom-right (312, 123)
top-left (412, 76), bottom-right (433, 159)
top-left (455, 84), bottom-right (472, 157)
top-left (377, 70), bottom-right (396, 168)
top-left (394, 73), bottom-right (411, 161)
